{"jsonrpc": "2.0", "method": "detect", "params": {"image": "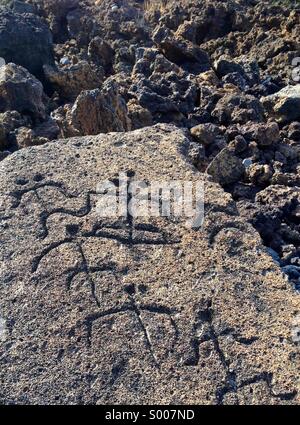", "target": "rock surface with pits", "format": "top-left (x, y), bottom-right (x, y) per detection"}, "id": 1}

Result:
top-left (0, 124), bottom-right (299, 404)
